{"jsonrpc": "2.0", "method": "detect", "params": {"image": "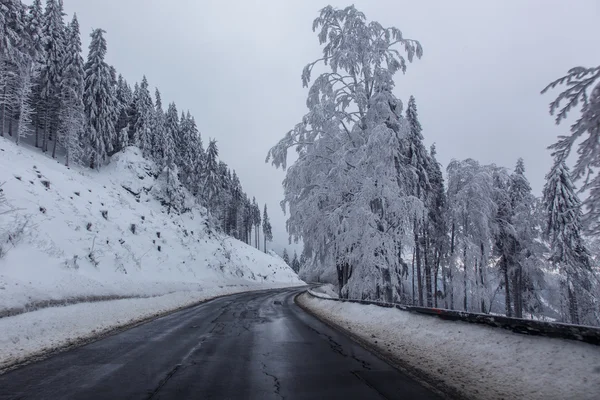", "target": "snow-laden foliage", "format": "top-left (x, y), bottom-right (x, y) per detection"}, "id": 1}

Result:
top-left (542, 66), bottom-right (600, 234)
top-left (543, 160), bottom-right (598, 325)
top-left (268, 5), bottom-right (423, 300)
top-left (83, 28), bottom-right (117, 168)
